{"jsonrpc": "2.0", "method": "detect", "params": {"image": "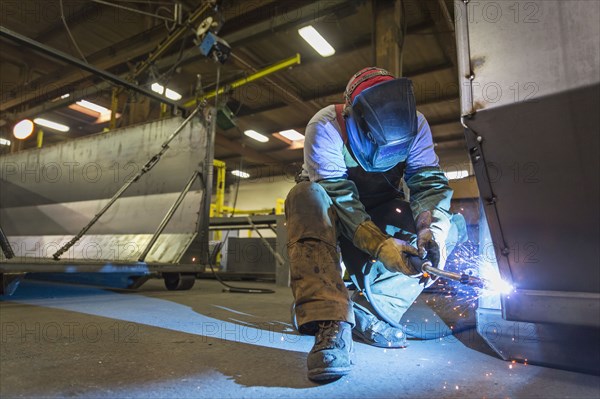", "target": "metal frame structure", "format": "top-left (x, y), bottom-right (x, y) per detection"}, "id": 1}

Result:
top-left (0, 112), bottom-right (215, 293)
top-left (0, 5), bottom-right (307, 293)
